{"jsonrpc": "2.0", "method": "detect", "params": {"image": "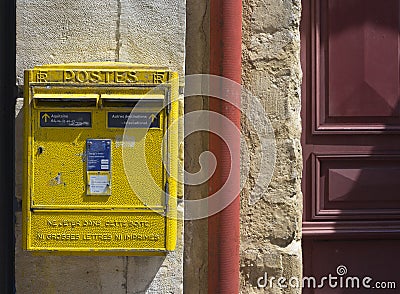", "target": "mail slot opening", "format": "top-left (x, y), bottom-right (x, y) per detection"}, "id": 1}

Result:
top-left (102, 99), bottom-right (139, 108)
top-left (33, 94), bottom-right (98, 108)
top-left (101, 94), bottom-right (165, 109)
